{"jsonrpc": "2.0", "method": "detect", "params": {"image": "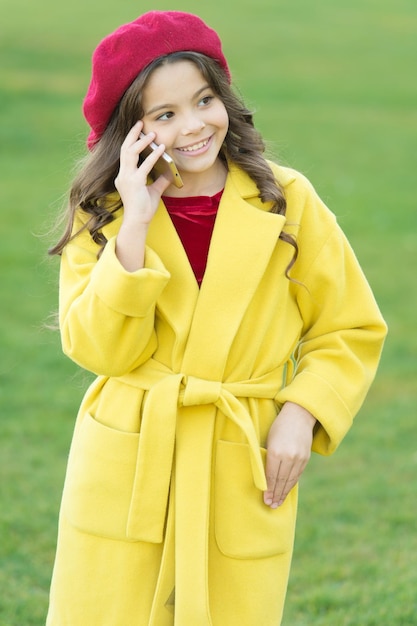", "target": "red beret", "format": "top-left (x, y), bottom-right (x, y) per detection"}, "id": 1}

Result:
top-left (83, 11), bottom-right (230, 149)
